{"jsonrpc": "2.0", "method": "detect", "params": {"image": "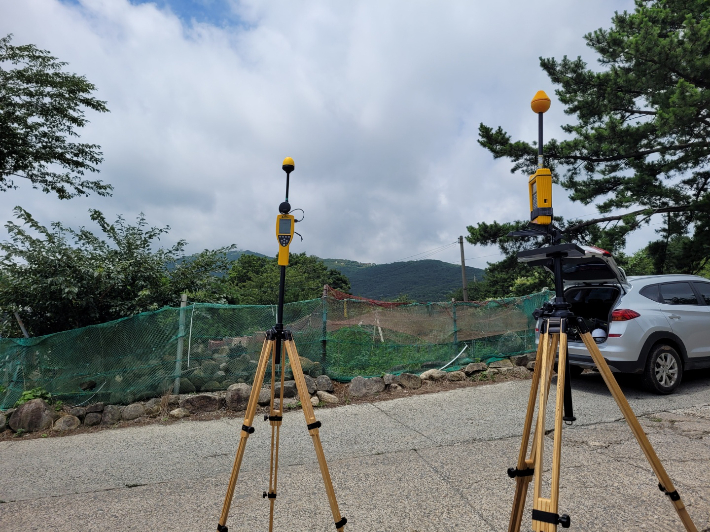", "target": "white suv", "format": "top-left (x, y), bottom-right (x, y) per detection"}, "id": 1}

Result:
top-left (535, 246), bottom-right (710, 394)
